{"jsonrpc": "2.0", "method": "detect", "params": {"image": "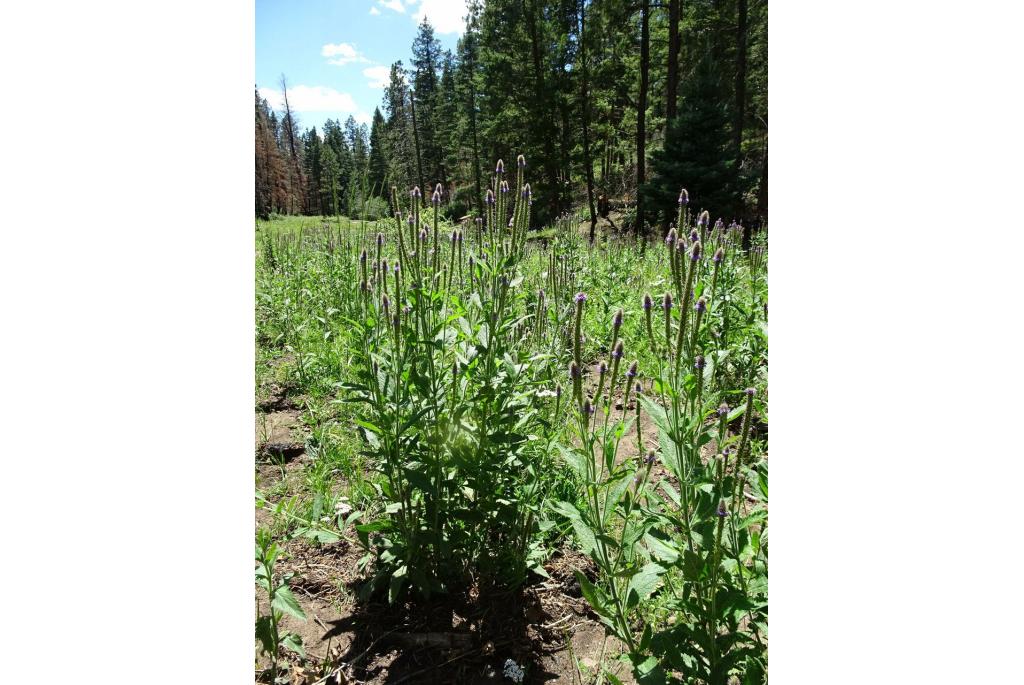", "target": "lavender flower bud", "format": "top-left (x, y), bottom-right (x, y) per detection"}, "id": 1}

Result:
top-left (569, 361), bottom-right (580, 380)
top-left (691, 241), bottom-right (702, 262)
top-left (419, 228), bottom-right (427, 242)
top-left (665, 228), bottom-right (677, 246)
top-left (376, 232), bottom-right (384, 247)
top-left (451, 229), bottom-right (458, 243)
top-left (690, 229), bottom-right (700, 243)
top-left (745, 387), bottom-right (756, 397)
top-left (612, 340), bottom-right (624, 359)
top-left (694, 355), bottom-right (705, 371)
top-left (575, 292), bottom-right (588, 304)
top-left (678, 188), bottom-right (689, 206)
top-left (717, 403), bottom-right (729, 418)
top-left (598, 360), bottom-right (608, 375)
top-left (522, 182), bottom-right (532, 198)
top-left (695, 297), bottom-right (707, 314)
top-left (626, 361), bottom-right (638, 378)
top-left (432, 189), bottom-right (441, 205)
top-left (714, 218), bottom-right (725, 231)
top-left (393, 263), bottom-right (399, 274)
top-left (496, 159), bottom-right (505, 174)
top-left (382, 294), bottom-right (390, 313)
top-left (713, 247), bottom-right (724, 264)
top-left (635, 382), bottom-right (643, 395)
top-left (642, 294), bottom-right (653, 311)
top-left (613, 308), bottom-right (624, 330)
top-left (517, 154), bottom-right (526, 168)
top-left (583, 399), bottom-right (595, 415)
top-left (555, 384), bottom-right (562, 399)
top-left (500, 180), bottom-right (509, 194)
top-left (698, 210), bottom-right (710, 227)
top-left (411, 186), bottom-right (421, 198)
top-left (717, 499), bottom-right (728, 517)
top-left (486, 190), bottom-right (495, 205)
top-left (662, 292), bottom-right (673, 312)
top-left (359, 249), bottom-right (366, 265)
top-left (644, 449), bottom-right (656, 465)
